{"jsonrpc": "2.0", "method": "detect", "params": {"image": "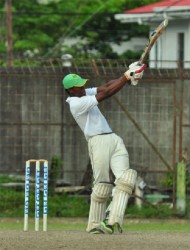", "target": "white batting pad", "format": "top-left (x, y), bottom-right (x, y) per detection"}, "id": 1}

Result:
top-left (108, 169), bottom-right (137, 227)
top-left (86, 183), bottom-right (113, 232)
